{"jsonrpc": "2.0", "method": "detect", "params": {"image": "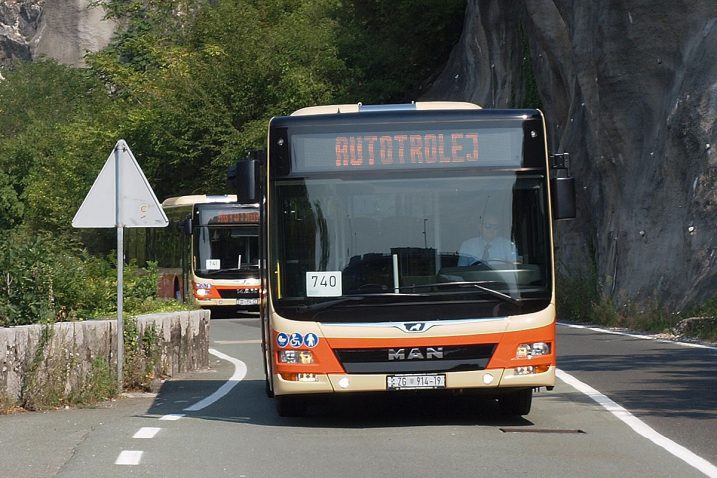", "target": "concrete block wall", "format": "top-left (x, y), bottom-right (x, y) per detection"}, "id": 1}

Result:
top-left (0, 309), bottom-right (210, 406)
